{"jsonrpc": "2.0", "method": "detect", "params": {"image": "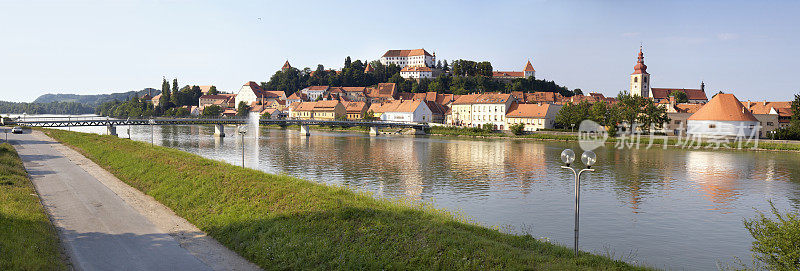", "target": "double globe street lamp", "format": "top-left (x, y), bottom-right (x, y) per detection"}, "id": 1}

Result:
top-left (560, 148), bottom-right (597, 257)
